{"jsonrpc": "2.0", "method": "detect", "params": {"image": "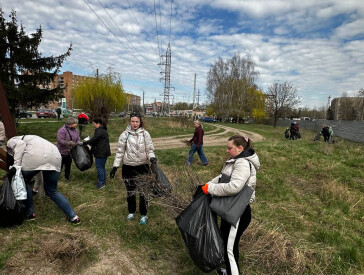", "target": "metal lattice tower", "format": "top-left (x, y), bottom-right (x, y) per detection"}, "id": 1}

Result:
top-left (159, 43), bottom-right (174, 116)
